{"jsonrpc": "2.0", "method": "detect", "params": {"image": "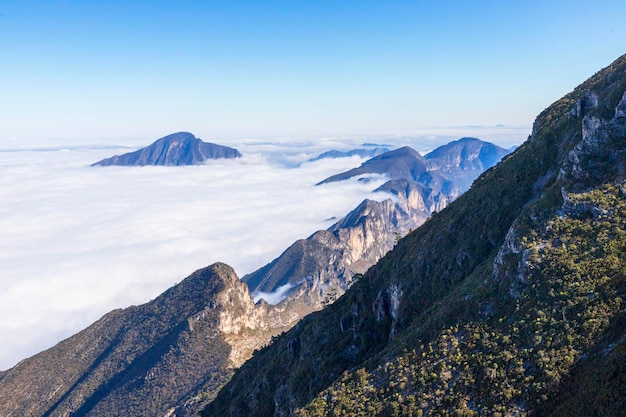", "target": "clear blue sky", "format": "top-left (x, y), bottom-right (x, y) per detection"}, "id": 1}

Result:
top-left (1, 1), bottom-right (625, 142)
